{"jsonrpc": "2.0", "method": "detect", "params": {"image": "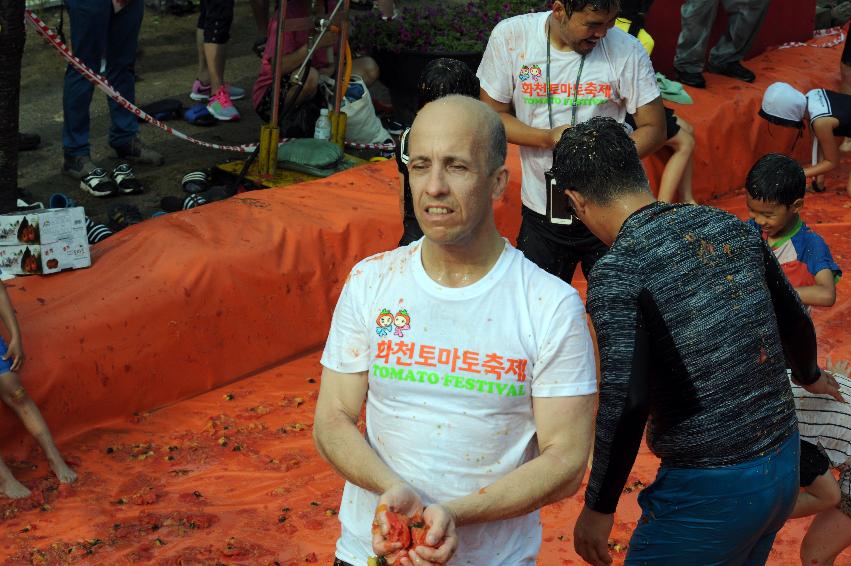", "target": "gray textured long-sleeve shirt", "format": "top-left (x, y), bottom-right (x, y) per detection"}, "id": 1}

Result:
top-left (584, 202), bottom-right (819, 514)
